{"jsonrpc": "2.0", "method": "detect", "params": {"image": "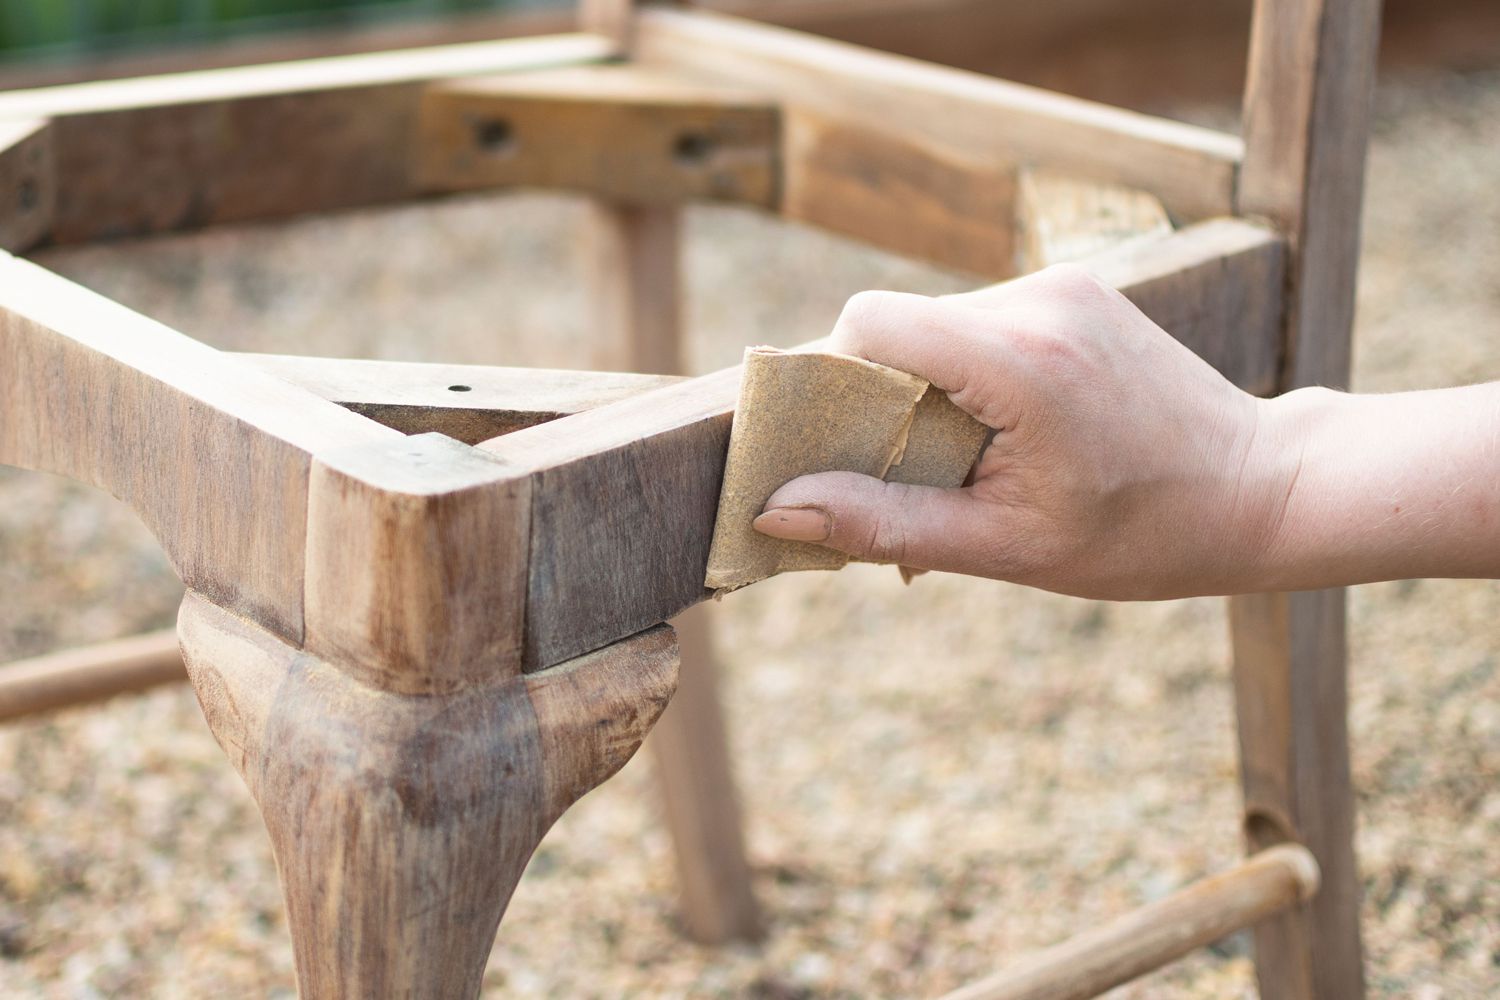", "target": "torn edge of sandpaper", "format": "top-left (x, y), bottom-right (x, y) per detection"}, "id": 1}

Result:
top-left (703, 346), bottom-right (988, 593)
